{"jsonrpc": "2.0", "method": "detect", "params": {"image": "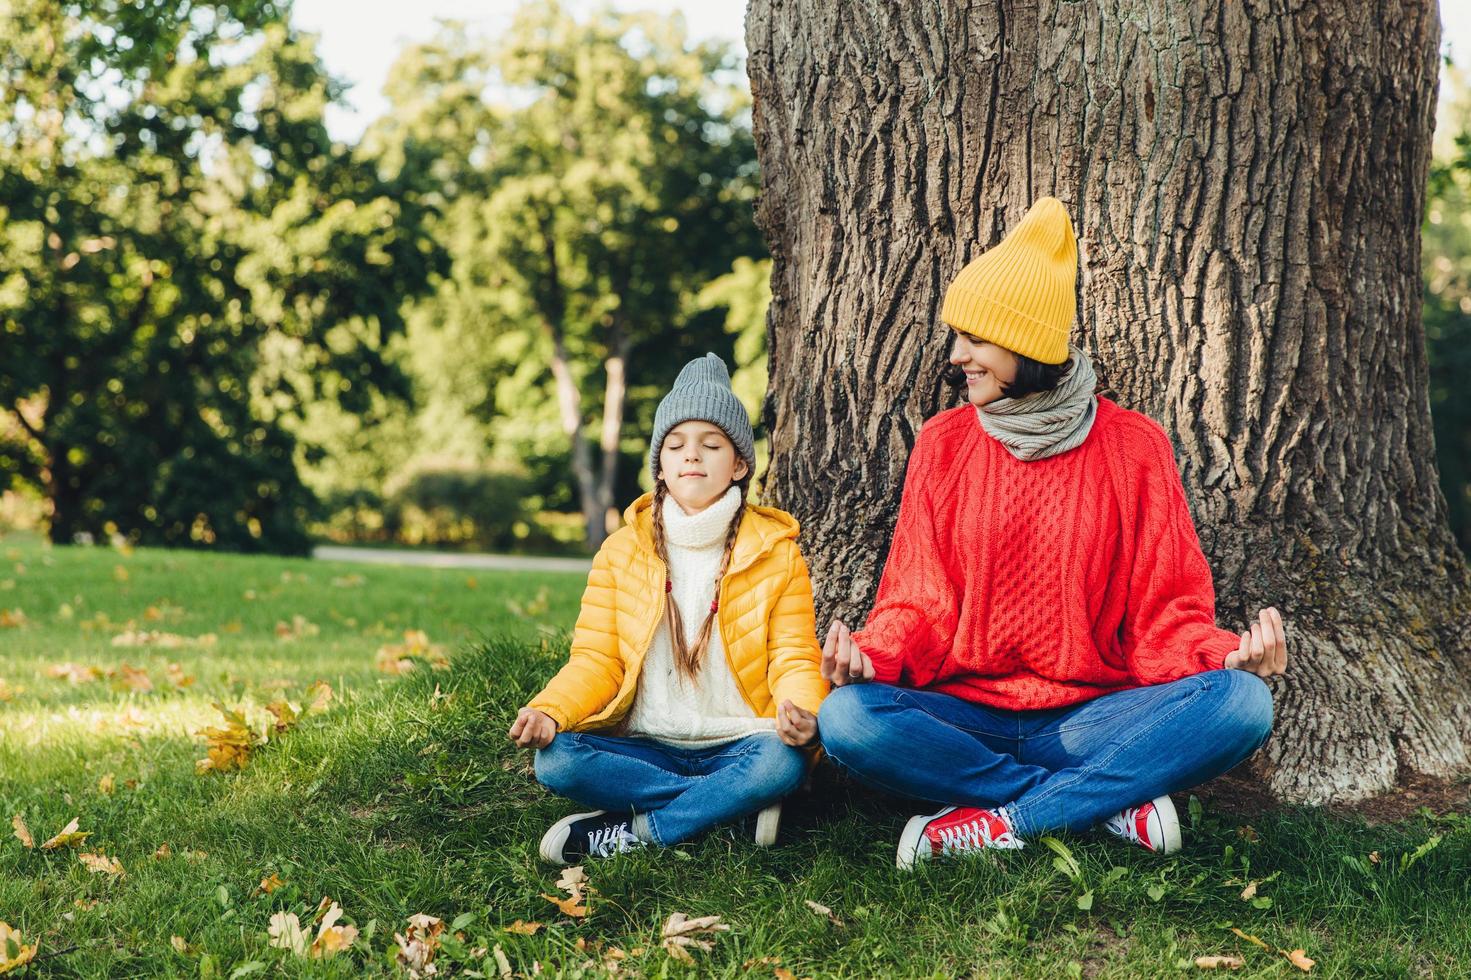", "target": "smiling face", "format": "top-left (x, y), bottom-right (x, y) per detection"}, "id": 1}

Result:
top-left (948, 328), bottom-right (1021, 407)
top-left (657, 420), bottom-right (750, 514)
